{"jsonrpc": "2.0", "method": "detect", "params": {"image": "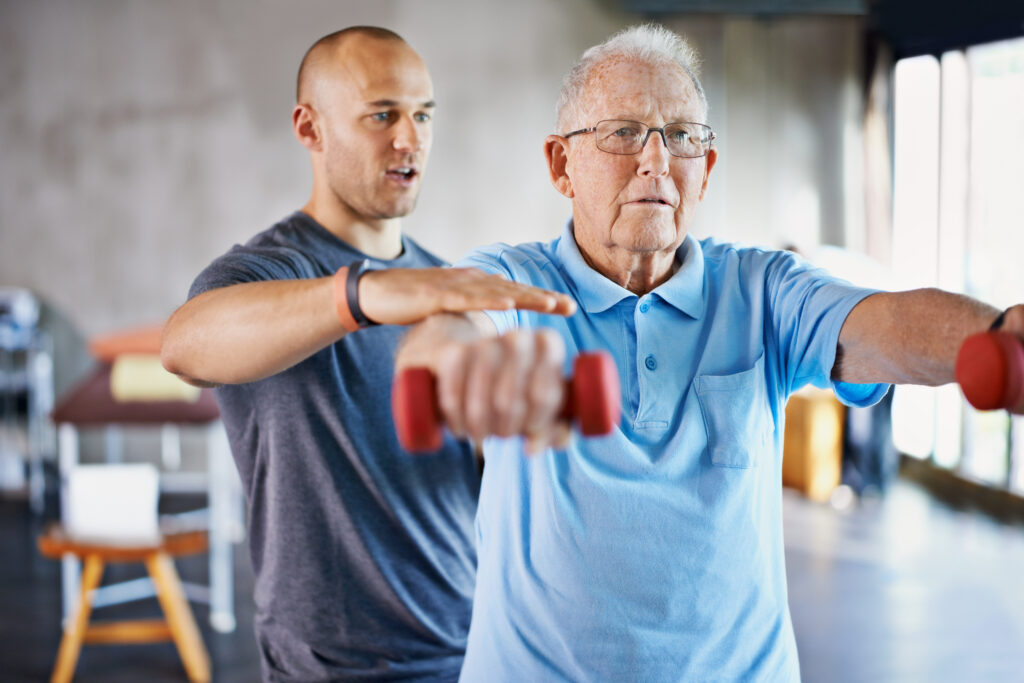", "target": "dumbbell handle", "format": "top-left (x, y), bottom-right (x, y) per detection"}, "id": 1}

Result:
top-left (955, 330), bottom-right (1024, 411)
top-left (392, 352), bottom-right (621, 453)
